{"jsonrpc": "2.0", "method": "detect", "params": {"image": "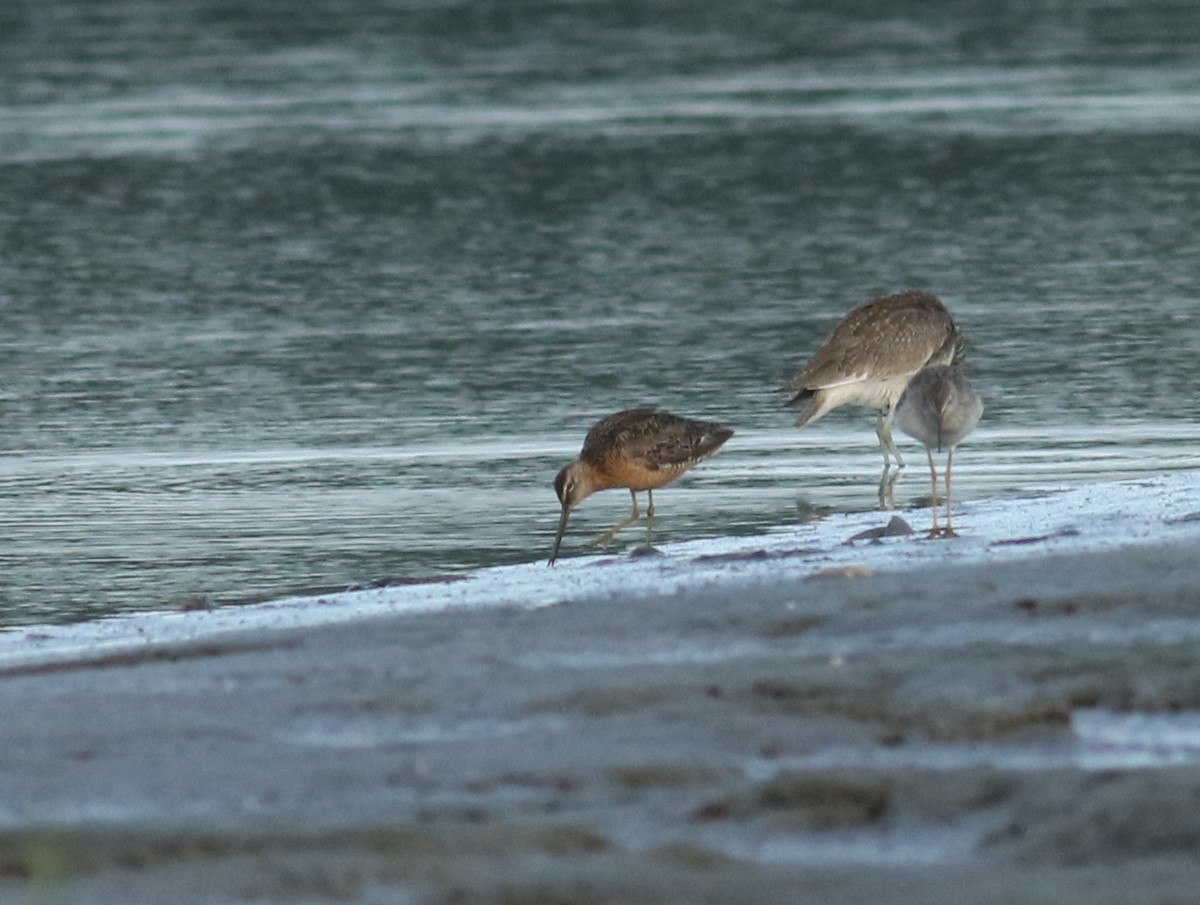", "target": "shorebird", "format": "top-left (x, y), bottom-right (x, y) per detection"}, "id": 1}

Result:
top-left (894, 365), bottom-right (983, 538)
top-left (785, 290), bottom-right (965, 501)
top-left (549, 407), bottom-right (734, 565)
